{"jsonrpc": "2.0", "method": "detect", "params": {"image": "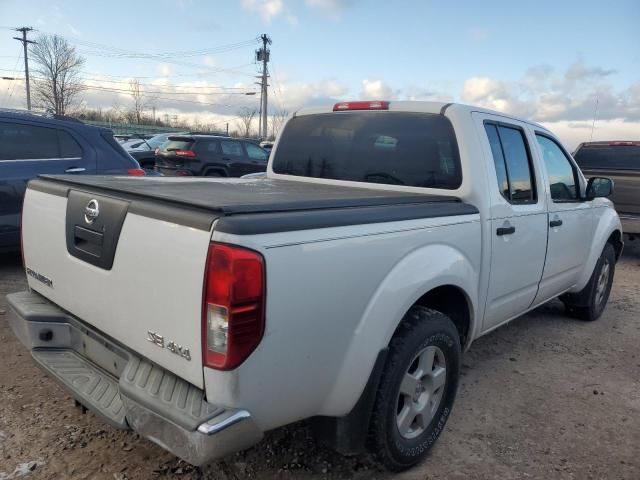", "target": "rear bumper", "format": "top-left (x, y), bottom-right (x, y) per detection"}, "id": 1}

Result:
top-left (6, 290), bottom-right (263, 466)
top-left (619, 214), bottom-right (640, 236)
